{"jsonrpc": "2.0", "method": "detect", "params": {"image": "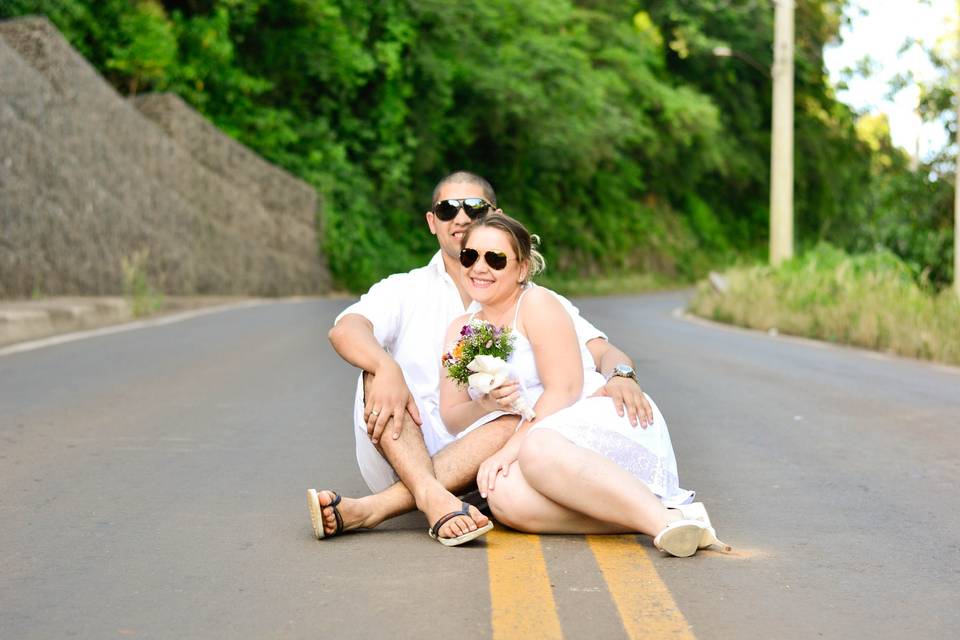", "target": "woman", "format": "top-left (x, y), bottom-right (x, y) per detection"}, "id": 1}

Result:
top-left (439, 213), bottom-right (729, 557)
